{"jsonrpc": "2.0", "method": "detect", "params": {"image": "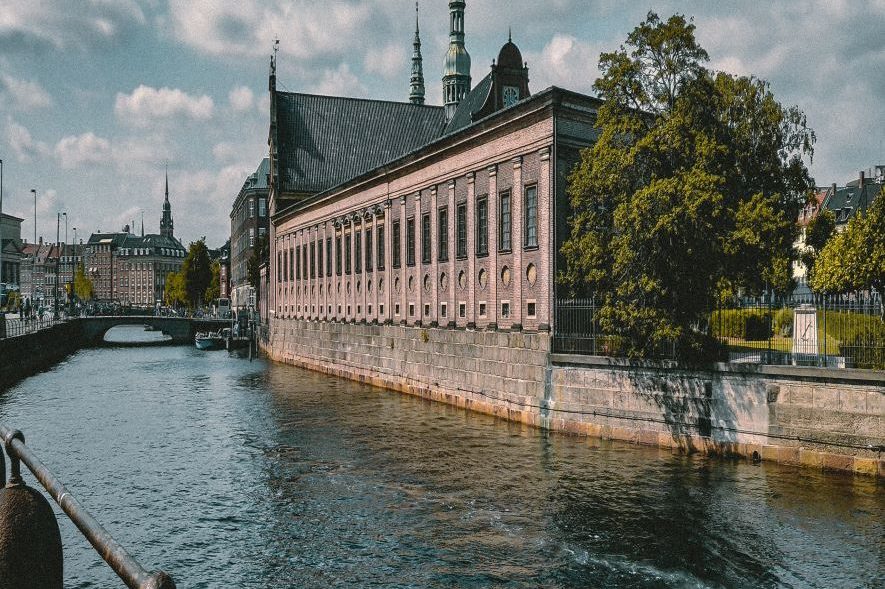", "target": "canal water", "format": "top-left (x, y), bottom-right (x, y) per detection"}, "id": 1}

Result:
top-left (0, 326), bottom-right (881, 588)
